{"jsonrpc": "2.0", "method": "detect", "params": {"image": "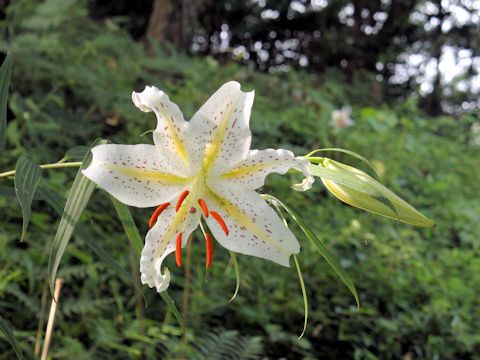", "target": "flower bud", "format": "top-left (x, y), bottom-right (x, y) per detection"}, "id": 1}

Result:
top-left (310, 159), bottom-right (434, 227)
